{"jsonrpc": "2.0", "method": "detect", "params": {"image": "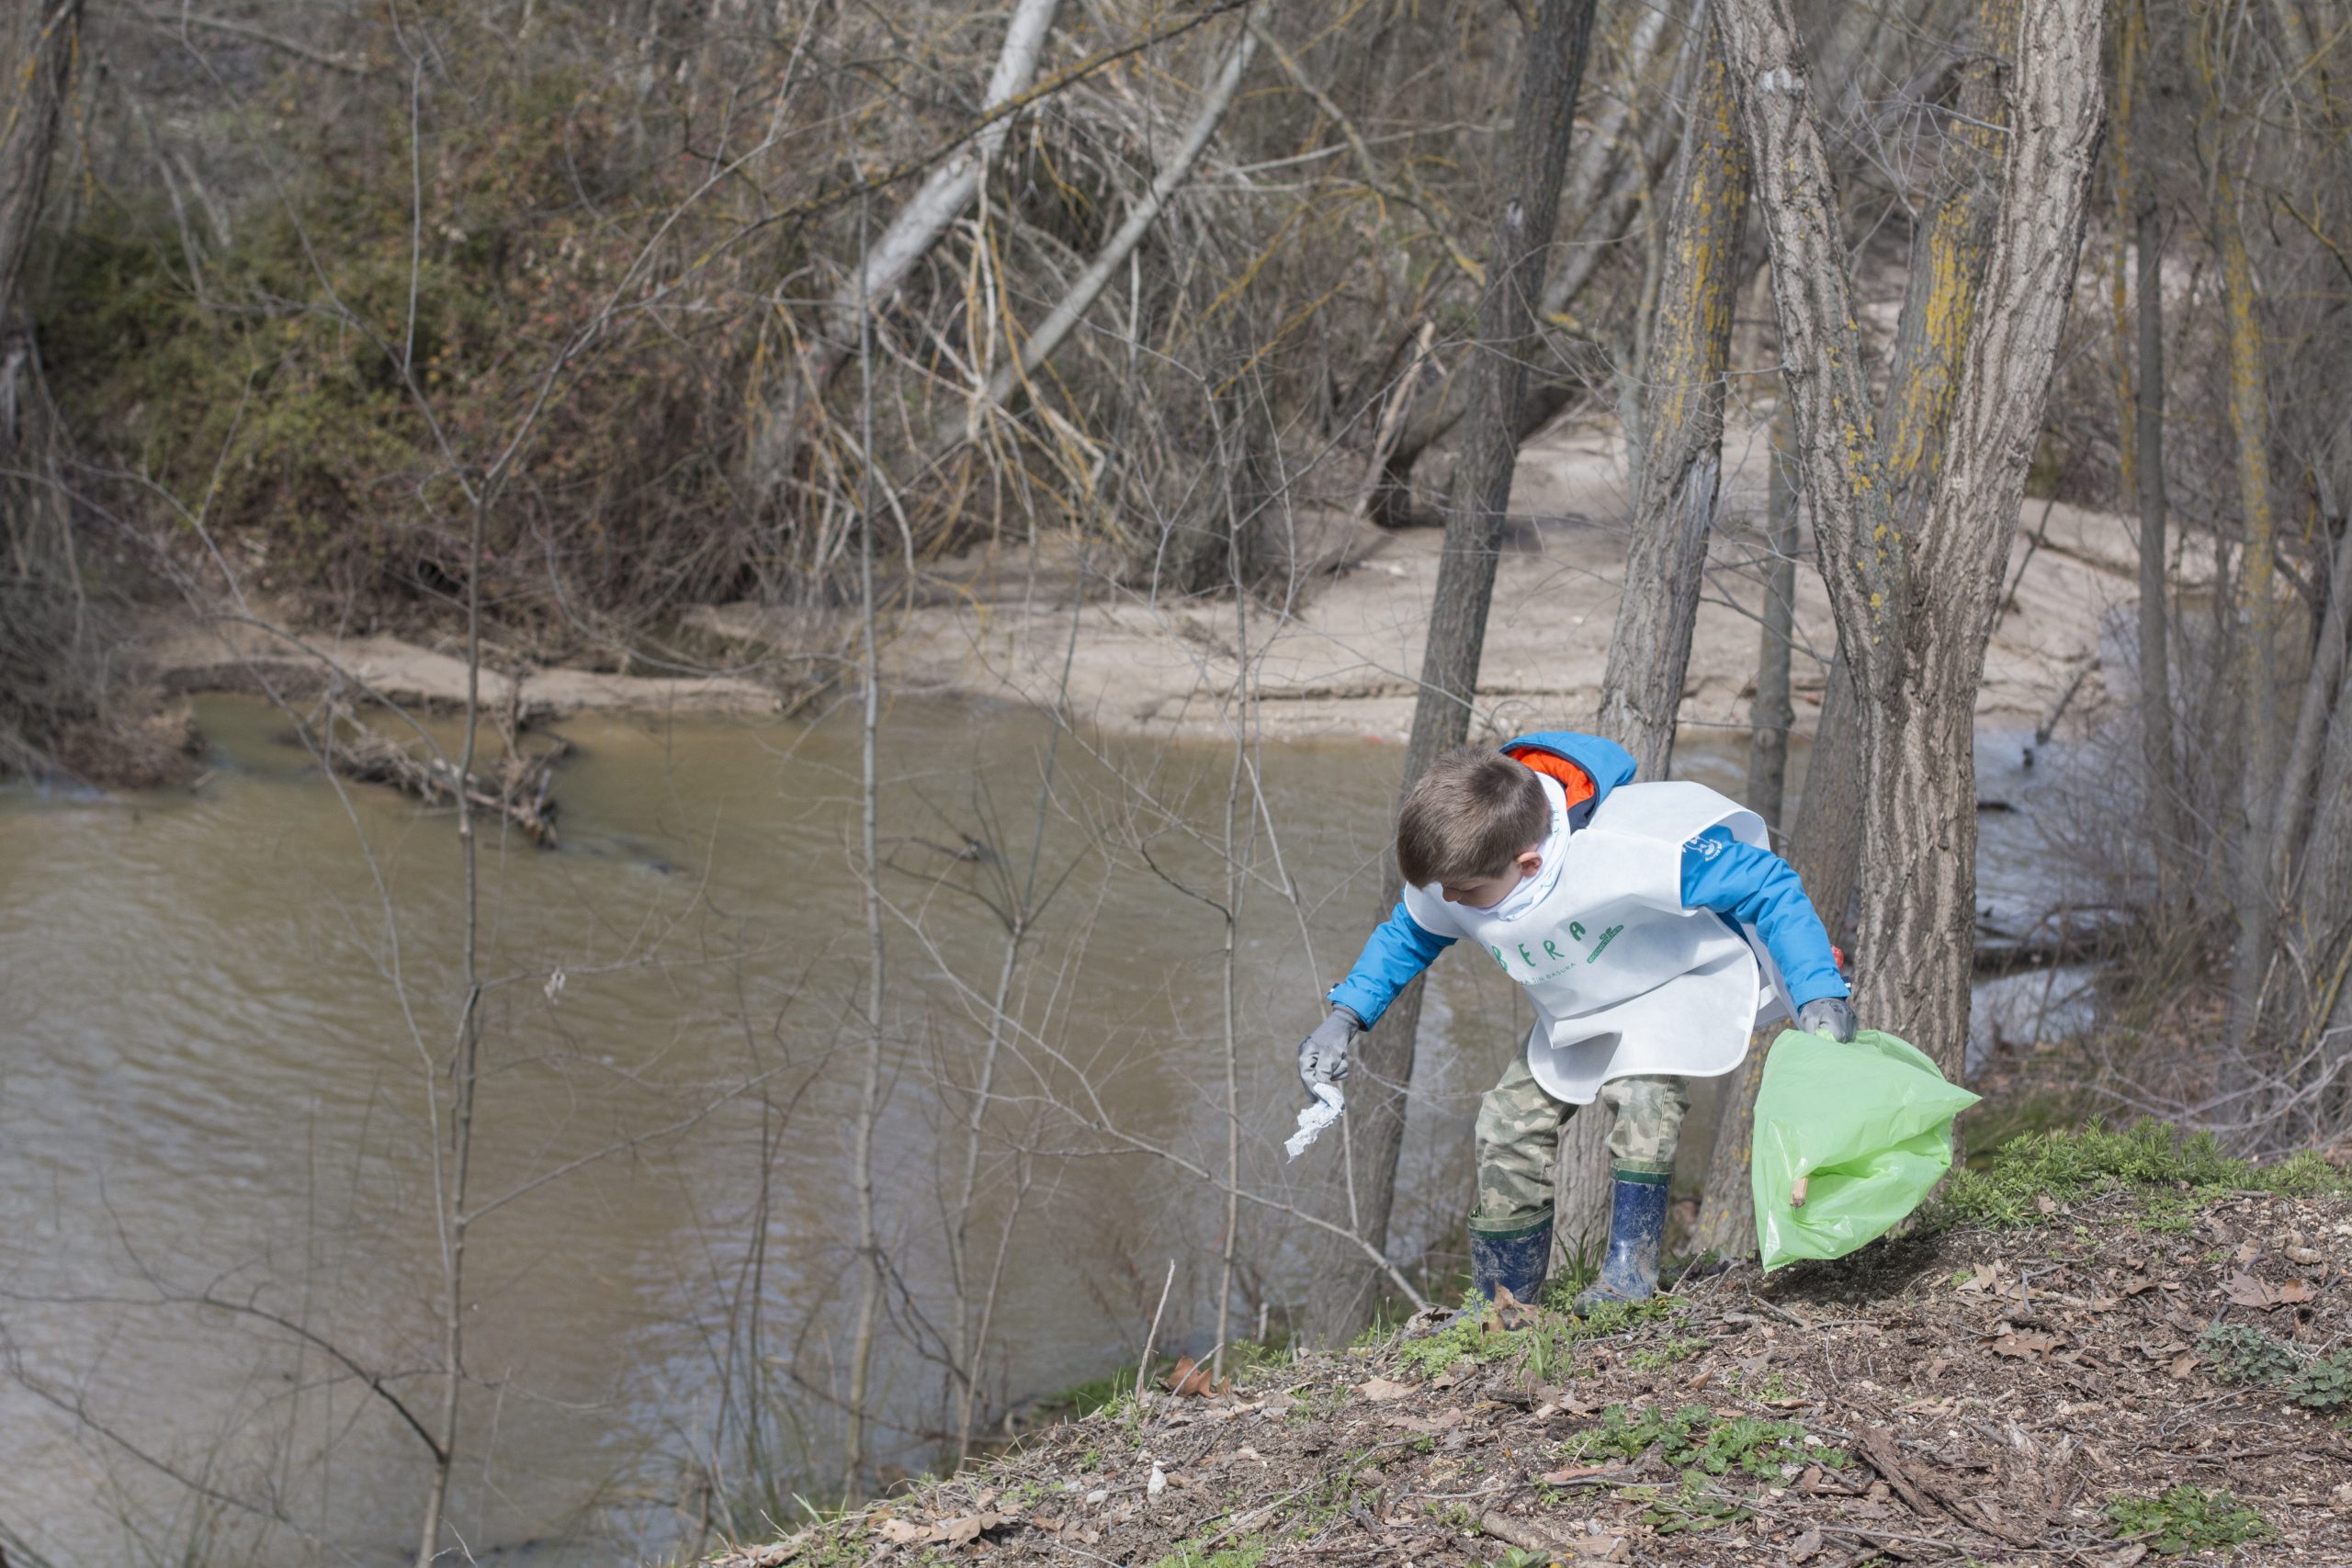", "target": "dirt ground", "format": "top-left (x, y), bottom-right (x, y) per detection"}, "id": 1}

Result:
top-left (713, 1185), bottom-right (2352, 1568)
top-left (140, 417), bottom-right (2154, 742)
